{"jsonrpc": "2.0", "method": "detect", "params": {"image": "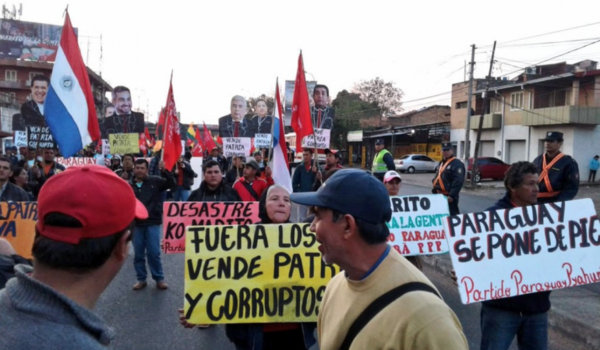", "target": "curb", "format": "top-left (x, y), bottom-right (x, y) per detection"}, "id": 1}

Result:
top-left (422, 254), bottom-right (600, 349)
